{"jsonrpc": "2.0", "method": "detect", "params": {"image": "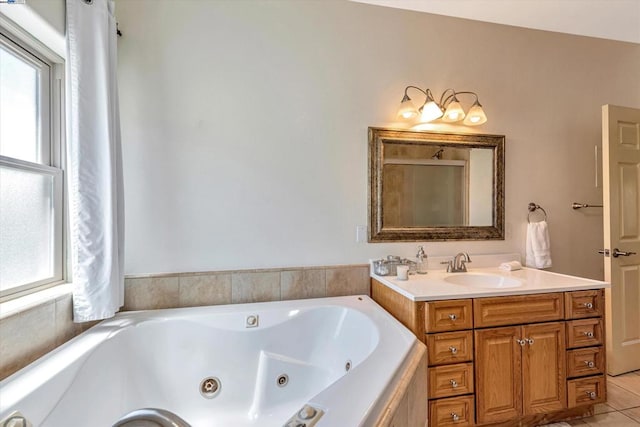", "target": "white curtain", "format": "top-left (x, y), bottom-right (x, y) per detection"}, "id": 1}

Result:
top-left (66, 0), bottom-right (124, 321)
